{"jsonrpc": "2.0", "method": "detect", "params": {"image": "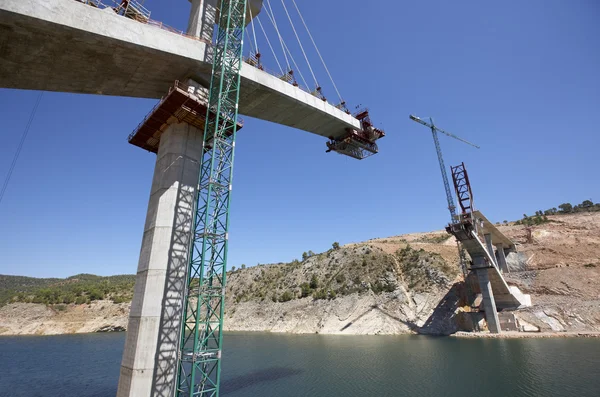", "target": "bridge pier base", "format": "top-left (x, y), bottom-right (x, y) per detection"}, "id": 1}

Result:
top-left (117, 122), bottom-right (204, 397)
top-left (475, 266), bottom-right (501, 334)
